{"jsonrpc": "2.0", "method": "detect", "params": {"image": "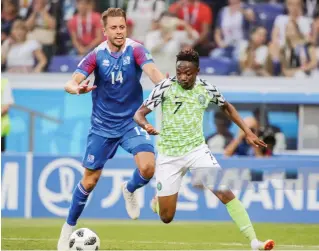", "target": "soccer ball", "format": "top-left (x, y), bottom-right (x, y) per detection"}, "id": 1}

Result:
top-left (69, 228), bottom-right (100, 250)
